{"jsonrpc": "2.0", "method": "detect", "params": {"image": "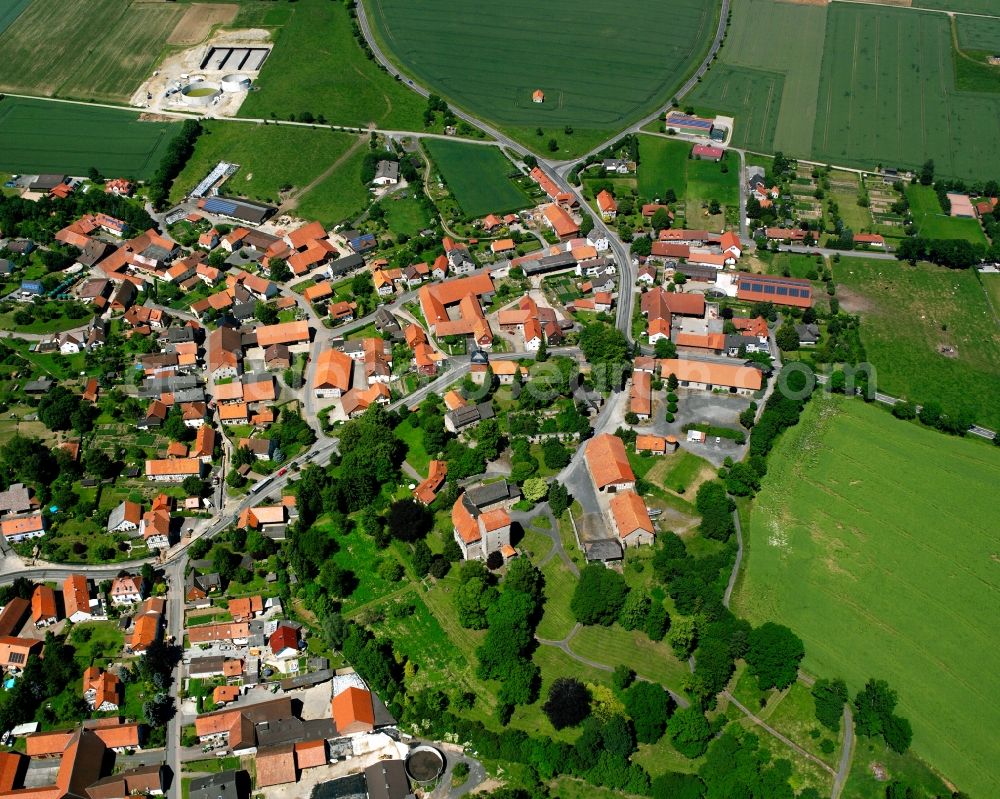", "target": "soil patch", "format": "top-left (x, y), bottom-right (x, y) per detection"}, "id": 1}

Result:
top-left (832, 283), bottom-right (876, 314)
top-left (167, 3), bottom-right (239, 46)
